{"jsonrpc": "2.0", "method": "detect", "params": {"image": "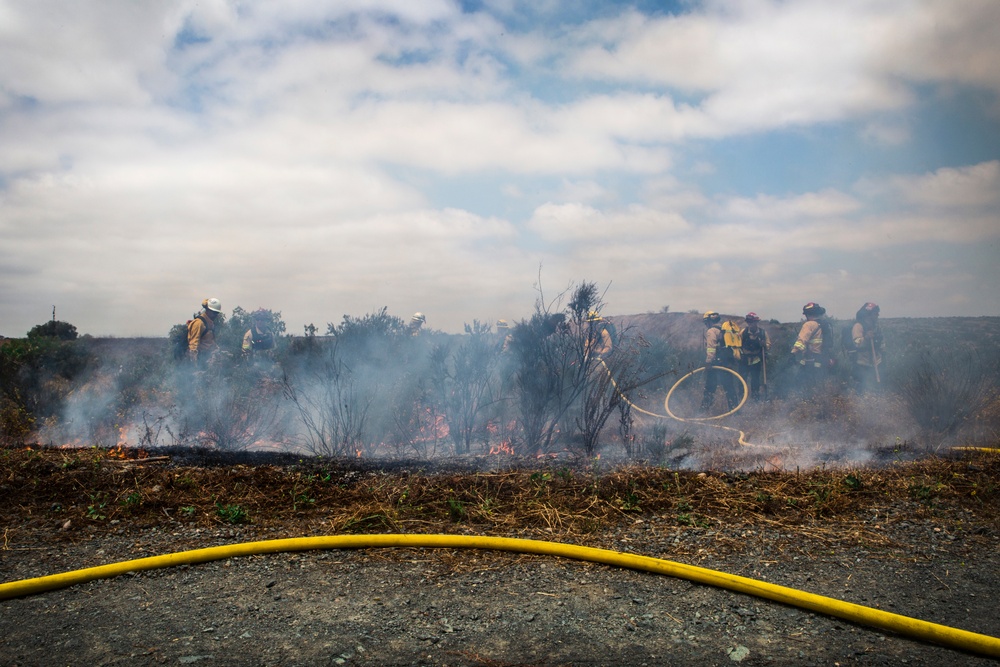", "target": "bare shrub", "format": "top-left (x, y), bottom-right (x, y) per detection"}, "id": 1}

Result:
top-left (193, 368), bottom-right (285, 451)
top-left (640, 423), bottom-right (671, 463)
top-left (891, 348), bottom-right (999, 441)
top-left (428, 321), bottom-right (502, 454)
top-left (283, 308), bottom-right (436, 457)
top-left (283, 348), bottom-right (377, 457)
top-left (971, 393), bottom-right (1000, 442)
